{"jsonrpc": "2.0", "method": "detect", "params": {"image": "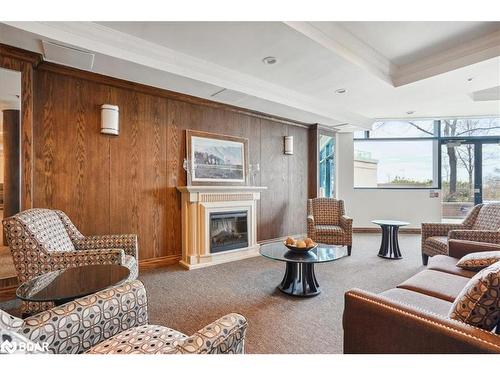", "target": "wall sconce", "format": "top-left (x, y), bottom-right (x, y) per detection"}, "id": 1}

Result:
top-left (101, 104), bottom-right (119, 135)
top-left (284, 135), bottom-right (294, 155)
